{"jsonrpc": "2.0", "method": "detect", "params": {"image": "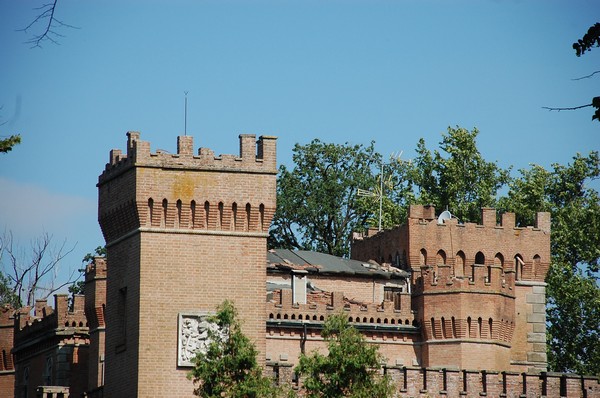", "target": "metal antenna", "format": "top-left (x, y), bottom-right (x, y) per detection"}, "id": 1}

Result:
top-left (184, 91), bottom-right (189, 136)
